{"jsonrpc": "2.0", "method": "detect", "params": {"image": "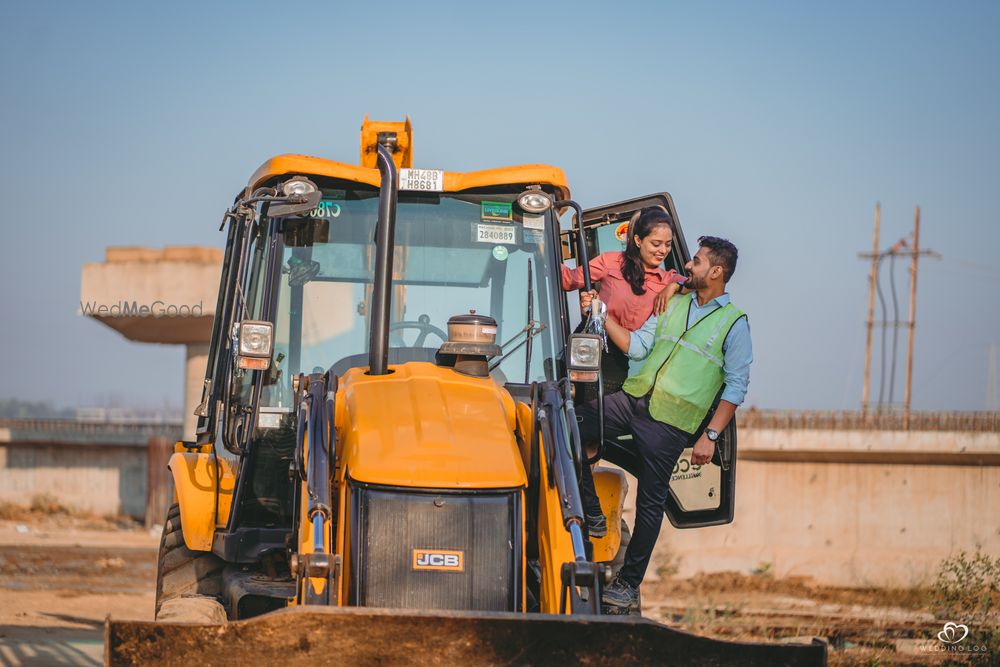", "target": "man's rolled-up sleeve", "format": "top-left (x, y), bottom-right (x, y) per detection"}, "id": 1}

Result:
top-left (627, 313), bottom-right (657, 361)
top-left (720, 317), bottom-right (753, 405)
